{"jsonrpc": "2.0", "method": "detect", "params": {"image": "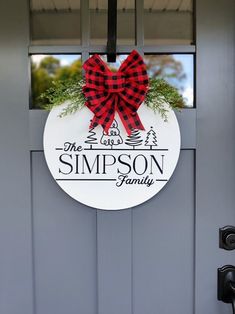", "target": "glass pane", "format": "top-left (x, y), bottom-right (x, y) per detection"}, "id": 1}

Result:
top-left (99, 55), bottom-right (129, 71)
top-left (90, 0), bottom-right (135, 45)
top-left (90, 0), bottom-right (108, 45)
top-left (117, 0), bottom-right (135, 45)
top-left (144, 0), bottom-right (193, 45)
top-left (30, 0), bottom-right (81, 45)
top-left (30, 54), bottom-right (82, 108)
top-left (144, 54), bottom-right (194, 107)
